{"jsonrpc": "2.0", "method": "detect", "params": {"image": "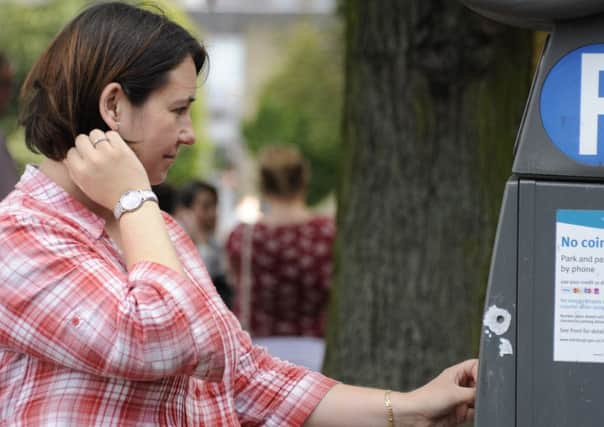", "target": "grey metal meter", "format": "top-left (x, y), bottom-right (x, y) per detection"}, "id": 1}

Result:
top-left (458, 2), bottom-right (604, 426)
